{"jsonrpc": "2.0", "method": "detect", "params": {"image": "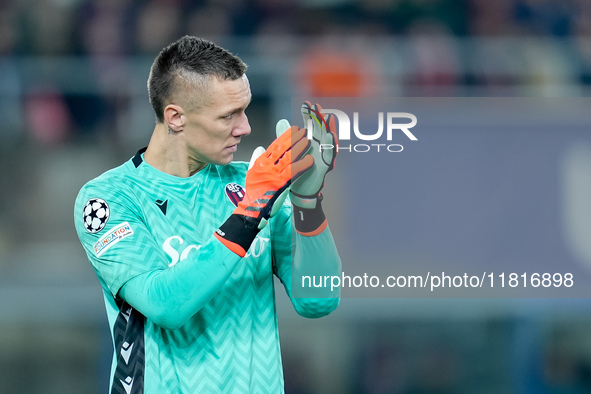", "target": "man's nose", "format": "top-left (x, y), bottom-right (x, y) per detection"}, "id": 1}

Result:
top-left (233, 113), bottom-right (251, 137)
